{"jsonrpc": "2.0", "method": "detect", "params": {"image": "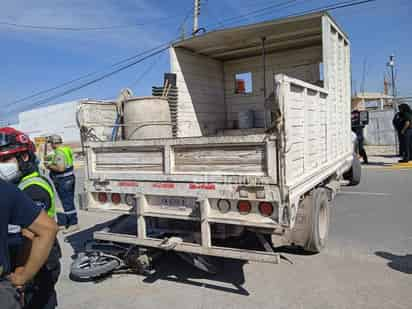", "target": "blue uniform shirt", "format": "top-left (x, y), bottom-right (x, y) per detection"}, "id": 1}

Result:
top-left (0, 179), bottom-right (42, 275)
